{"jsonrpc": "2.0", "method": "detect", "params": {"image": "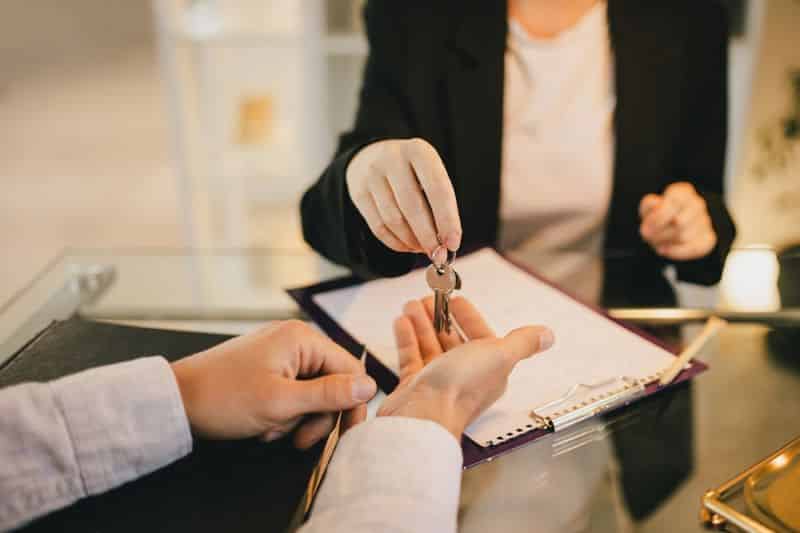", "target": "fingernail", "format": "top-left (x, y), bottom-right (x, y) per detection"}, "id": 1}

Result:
top-left (264, 430), bottom-right (284, 442)
top-left (352, 375), bottom-right (377, 401)
top-left (430, 245), bottom-right (447, 264)
top-left (539, 329), bottom-right (555, 351)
